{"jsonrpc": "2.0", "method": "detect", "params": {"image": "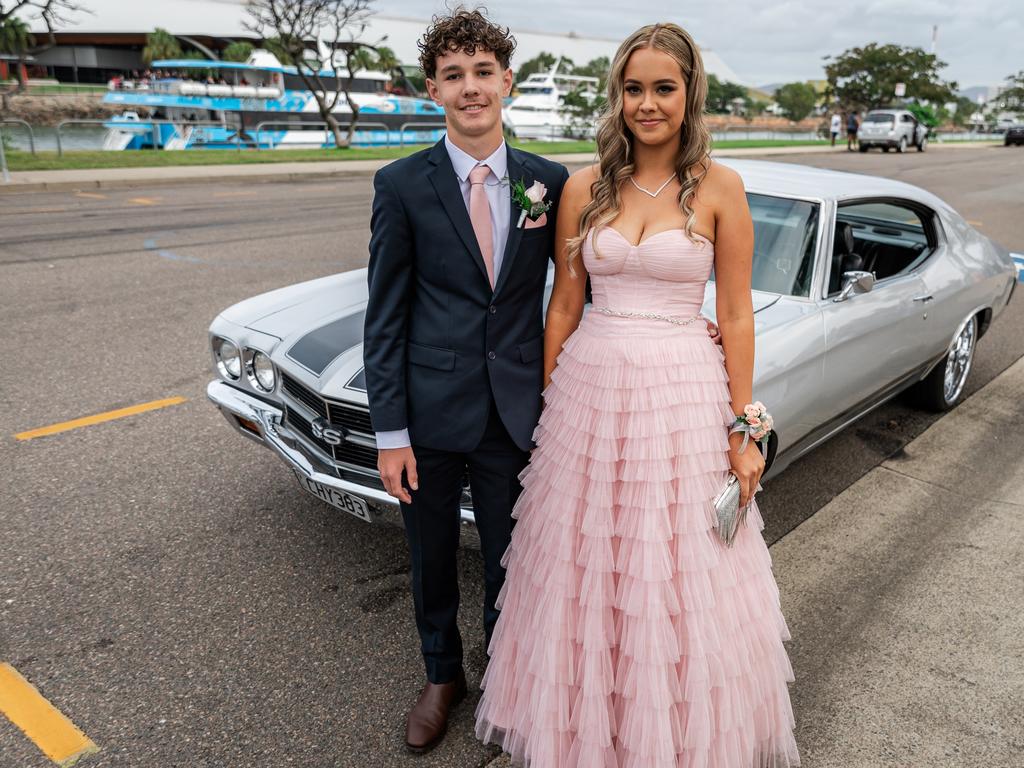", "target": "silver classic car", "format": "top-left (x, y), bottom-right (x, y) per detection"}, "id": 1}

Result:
top-left (207, 159), bottom-right (1018, 537)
